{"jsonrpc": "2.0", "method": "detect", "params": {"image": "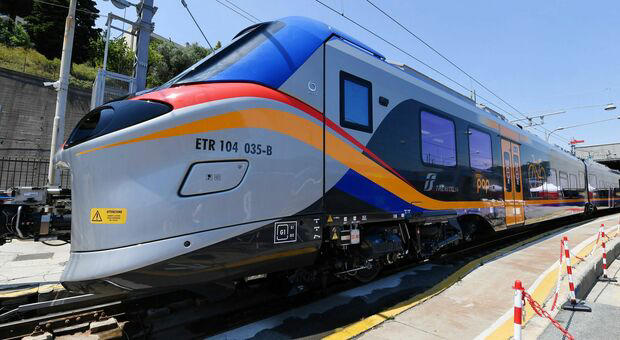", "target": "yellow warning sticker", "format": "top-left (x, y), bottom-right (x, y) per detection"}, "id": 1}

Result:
top-left (90, 208), bottom-right (127, 224)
